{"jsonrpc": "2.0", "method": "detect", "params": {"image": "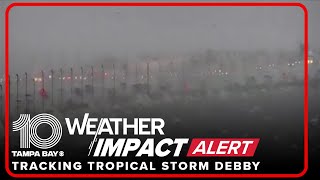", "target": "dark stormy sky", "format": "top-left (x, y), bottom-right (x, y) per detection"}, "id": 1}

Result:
top-left (0, 0), bottom-right (318, 74)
